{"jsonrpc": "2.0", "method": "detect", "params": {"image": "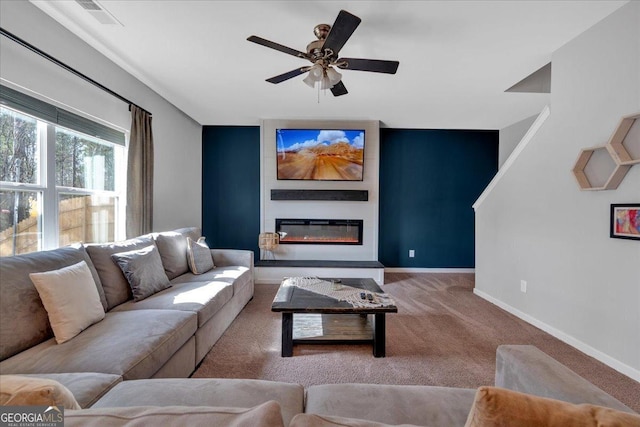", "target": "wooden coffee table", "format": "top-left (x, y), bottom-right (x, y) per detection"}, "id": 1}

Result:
top-left (271, 278), bottom-right (397, 357)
